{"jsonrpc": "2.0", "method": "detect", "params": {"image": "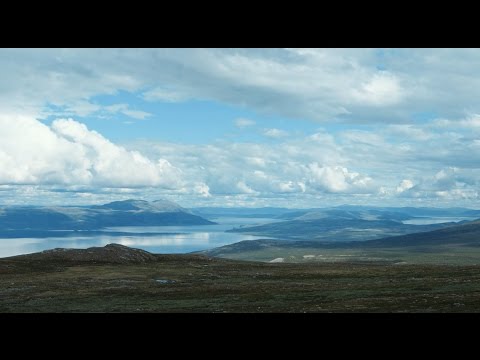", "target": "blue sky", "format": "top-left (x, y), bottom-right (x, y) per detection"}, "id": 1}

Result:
top-left (42, 90), bottom-right (328, 144)
top-left (2, 48), bottom-right (480, 208)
